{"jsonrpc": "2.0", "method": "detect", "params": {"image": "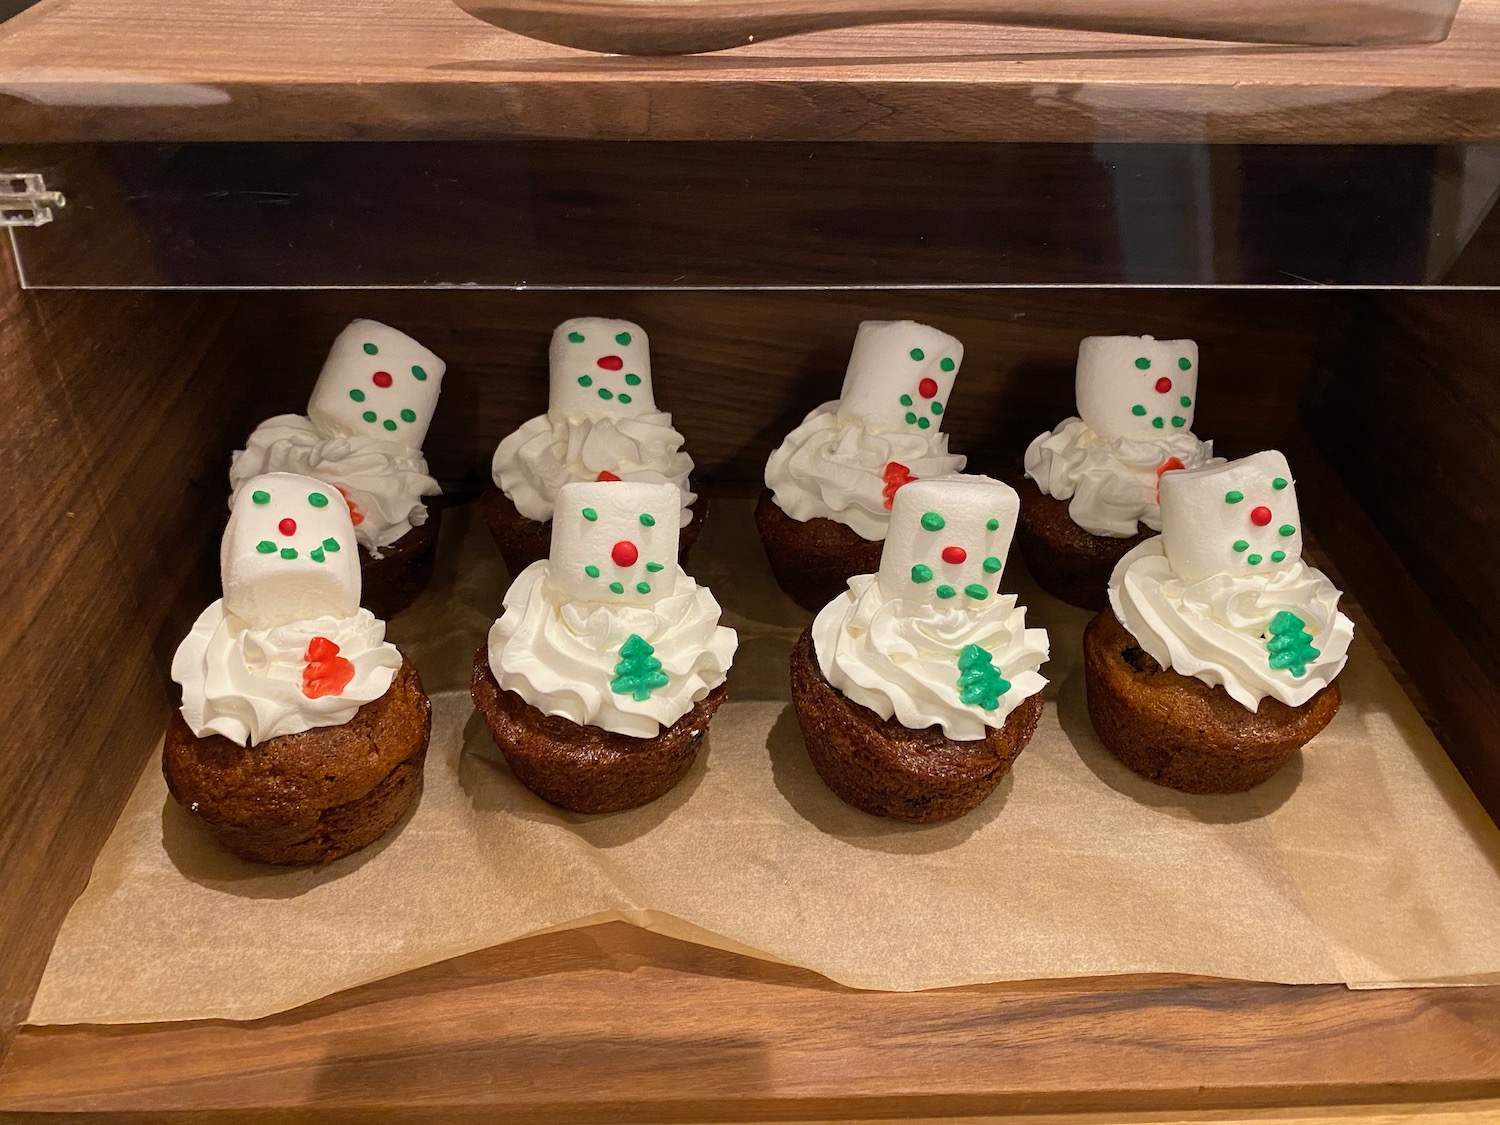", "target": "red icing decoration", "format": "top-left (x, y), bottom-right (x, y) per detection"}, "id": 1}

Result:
top-left (597, 355), bottom-right (624, 371)
top-left (881, 461), bottom-right (916, 510)
top-left (1156, 456), bottom-right (1185, 478)
top-left (918, 377), bottom-right (939, 399)
top-left (942, 545), bottom-right (967, 564)
top-left (595, 470), bottom-right (621, 482)
top-left (278, 517), bottom-right (297, 536)
top-left (301, 637), bottom-right (355, 699)
top-left (372, 370), bottom-right (393, 388)
top-left (335, 485), bottom-right (365, 526)
top-left (611, 540), bottom-right (639, 567)
top-left (1251, 505), bottom-right (1273, 526)
top-left (1154, 376), bottom-right (1172, 394)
